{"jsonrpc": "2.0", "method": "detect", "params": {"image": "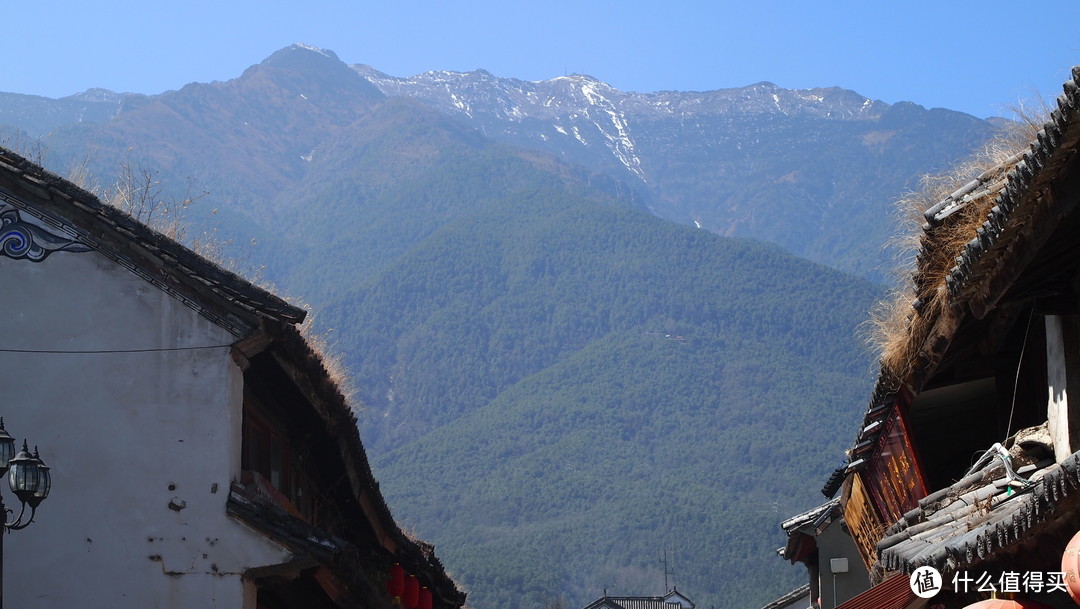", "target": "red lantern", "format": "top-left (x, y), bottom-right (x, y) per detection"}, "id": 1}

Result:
top-left (403, 575), bottom-right (420, 609)
top-left (420, 586), bottom-right (433, 609)
top-left (387, 563), bottom-right (405, 598)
